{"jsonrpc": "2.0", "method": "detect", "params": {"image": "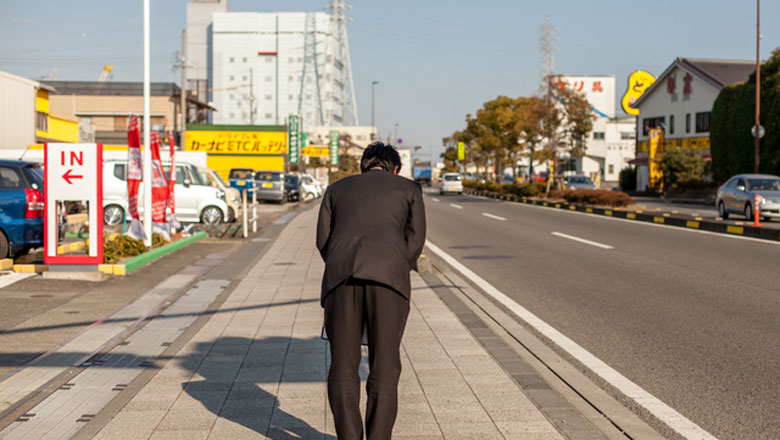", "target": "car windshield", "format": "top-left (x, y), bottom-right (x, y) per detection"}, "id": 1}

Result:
top-left (256, 172), bottom-right (282, 182)
top-left (212, 171), bottom-right (229, 187)
top-left (285, 175), bottom-right (300, 184)
top-left (444, 175), bottom-right (461, 181)
top-left (229, 169), bottom-right (254, 179)
top-left (747, 178), bottom-right (780, 191)
top-left (569, 176), bottom-right (593, 184)
top-left (187, 165), bottom-right (206, 185)
top-left (22, 164), bottom-right (44, 190)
